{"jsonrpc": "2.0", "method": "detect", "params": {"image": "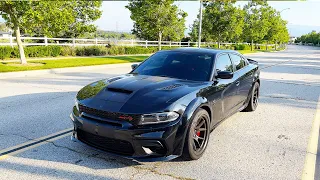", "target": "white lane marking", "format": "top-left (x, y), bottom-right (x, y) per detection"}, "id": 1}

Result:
top-left (302, 96), bottom-right (320, 180)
